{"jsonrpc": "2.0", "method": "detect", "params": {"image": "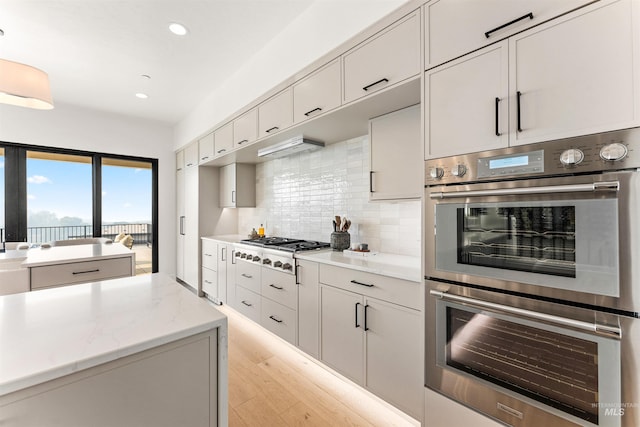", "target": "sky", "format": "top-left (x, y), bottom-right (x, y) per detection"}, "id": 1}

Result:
top-left (23, 158), bottom-right (152, 226)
